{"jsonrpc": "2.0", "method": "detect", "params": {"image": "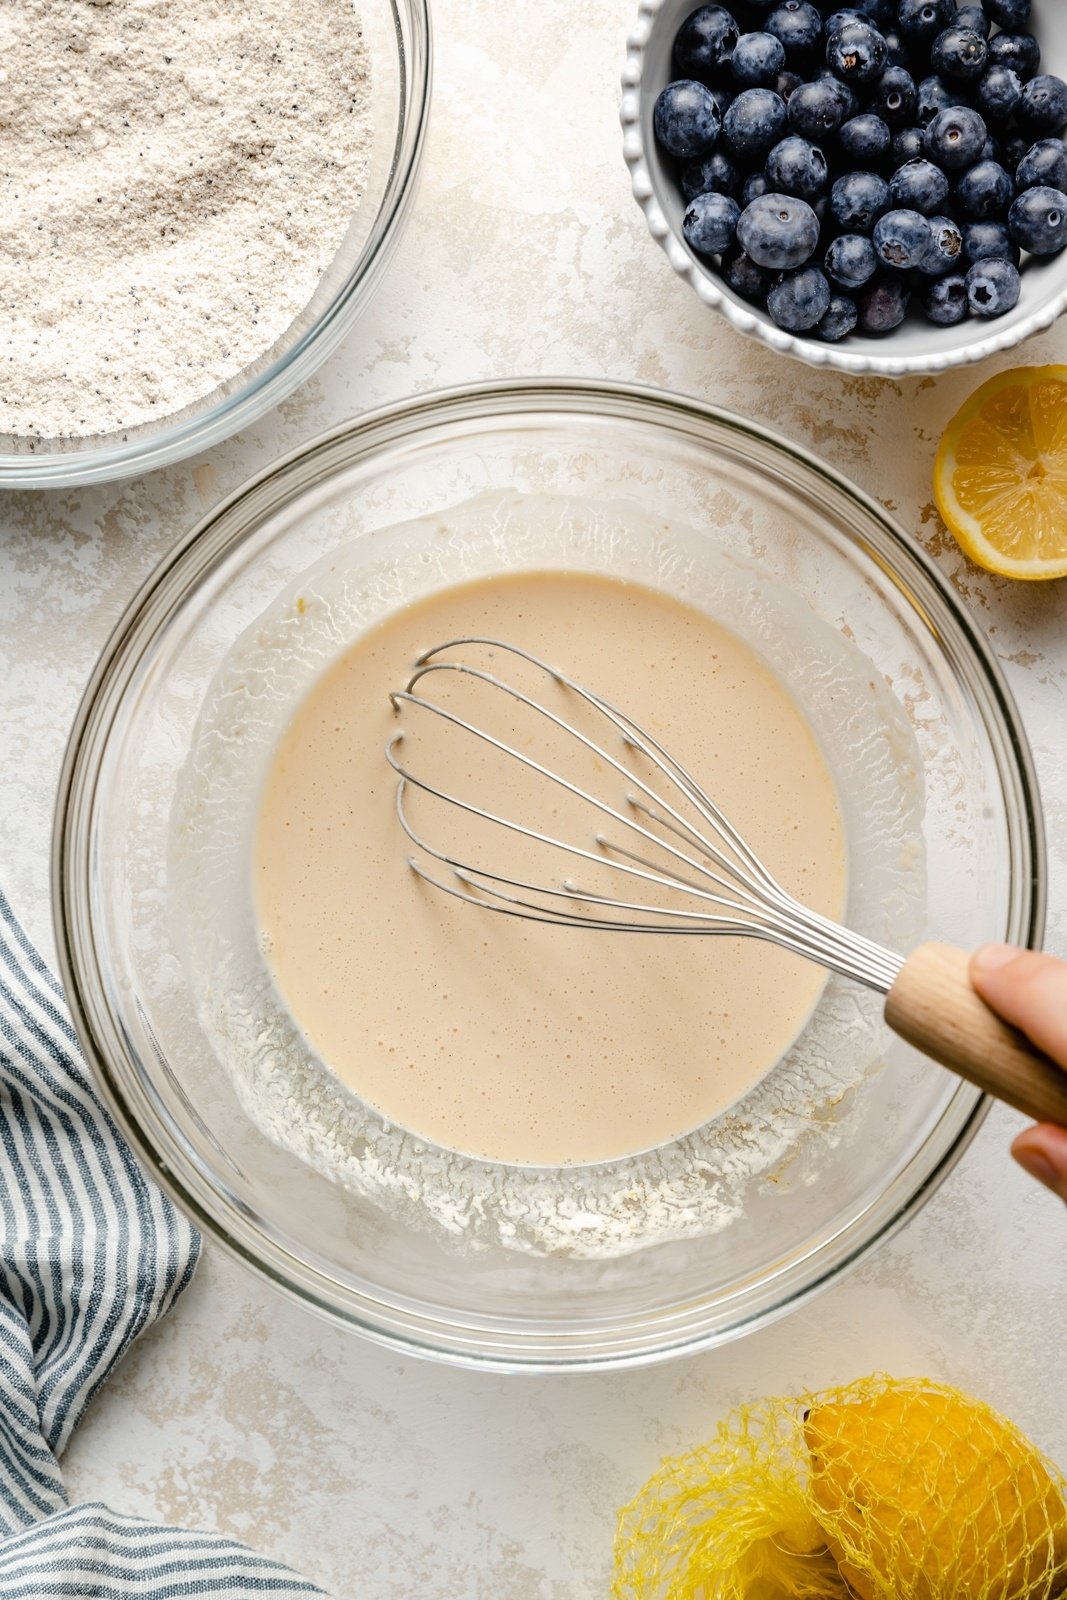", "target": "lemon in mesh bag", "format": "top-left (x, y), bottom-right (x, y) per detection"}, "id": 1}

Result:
top-left (613, 1374), bottom-right (1067, 1600)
